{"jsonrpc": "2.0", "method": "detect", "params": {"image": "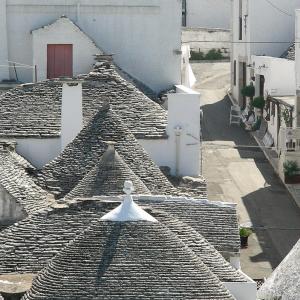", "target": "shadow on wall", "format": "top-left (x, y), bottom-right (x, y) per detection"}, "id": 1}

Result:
top-left (202, 96), bottom-right (300, 271)
top-left (0, 188), bottom-right (27, 231)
